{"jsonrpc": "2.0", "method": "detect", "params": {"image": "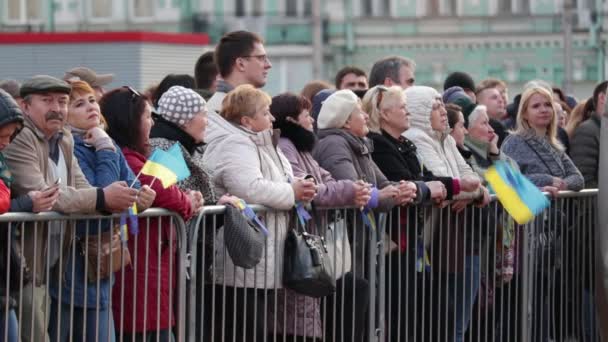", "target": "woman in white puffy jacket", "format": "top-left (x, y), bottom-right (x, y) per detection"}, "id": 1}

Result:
top-left (403, 85), bottom-right (489, 342)
top-left (202, 84), bottom-right (317, 342)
